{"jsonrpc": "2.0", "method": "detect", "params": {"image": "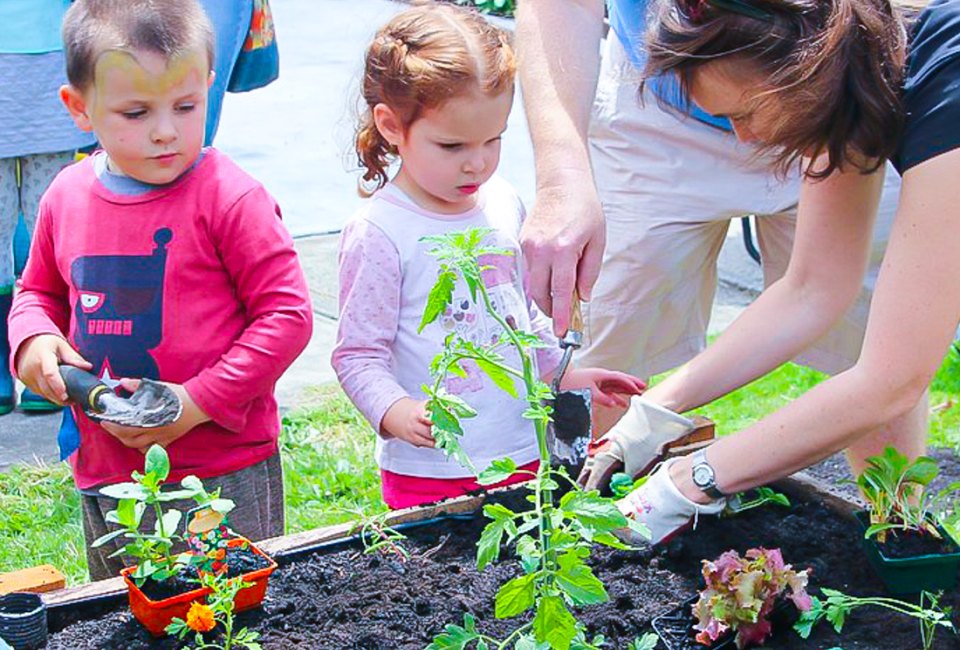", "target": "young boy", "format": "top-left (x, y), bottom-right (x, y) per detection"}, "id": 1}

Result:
top-left (7, 0), bottom-right (312, 580)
